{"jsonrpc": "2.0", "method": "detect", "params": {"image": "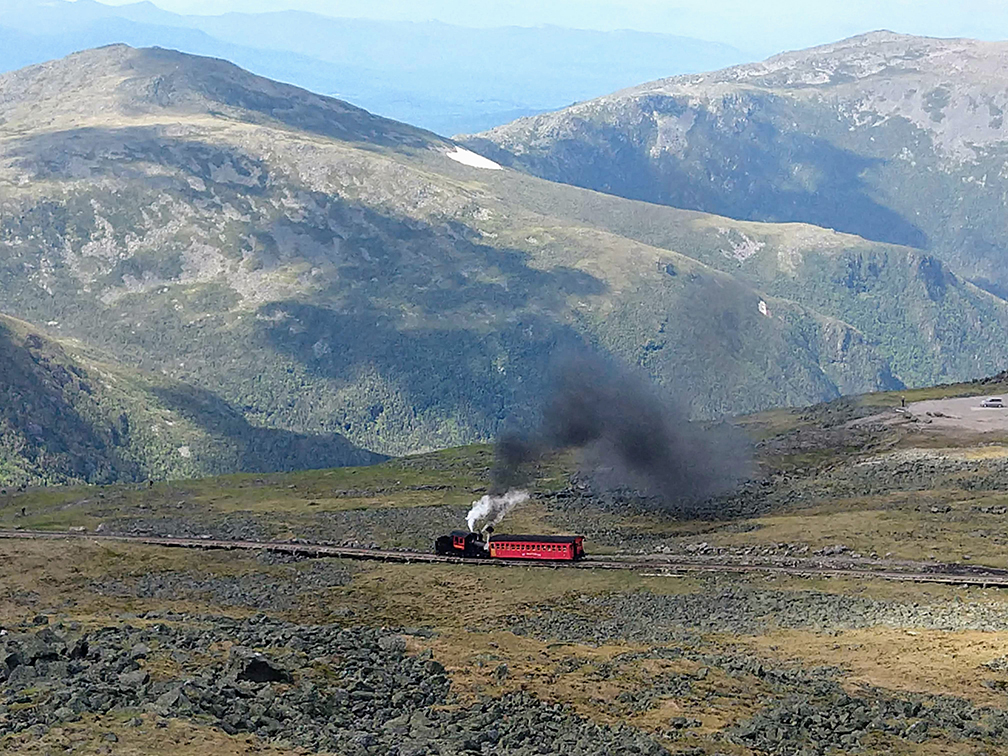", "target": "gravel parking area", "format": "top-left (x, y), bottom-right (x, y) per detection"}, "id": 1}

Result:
top-left (910, 395), bottom-right (1008, 432)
